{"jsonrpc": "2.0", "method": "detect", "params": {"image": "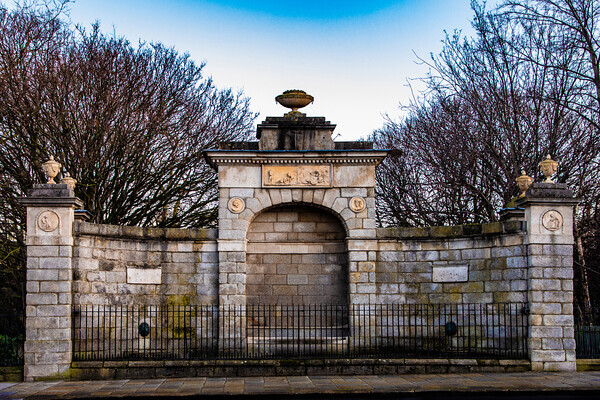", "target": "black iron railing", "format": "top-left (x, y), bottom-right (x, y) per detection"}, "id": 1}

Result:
top-left (0, 312), bottom-right (25, 367)
top-left (73, 303), bottom-right (528, 361)
top-left (575, 307), bottom-right (600, 359)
